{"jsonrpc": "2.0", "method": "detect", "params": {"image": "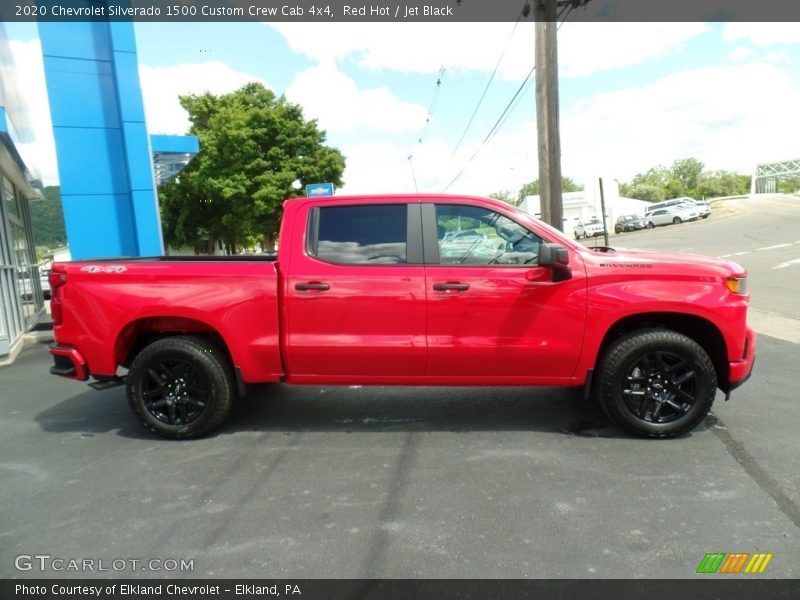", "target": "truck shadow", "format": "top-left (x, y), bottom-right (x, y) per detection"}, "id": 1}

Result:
top-left (226, 383), bottom-right (624, 438)
top-left (36, 383), bottom-right (633, 439)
